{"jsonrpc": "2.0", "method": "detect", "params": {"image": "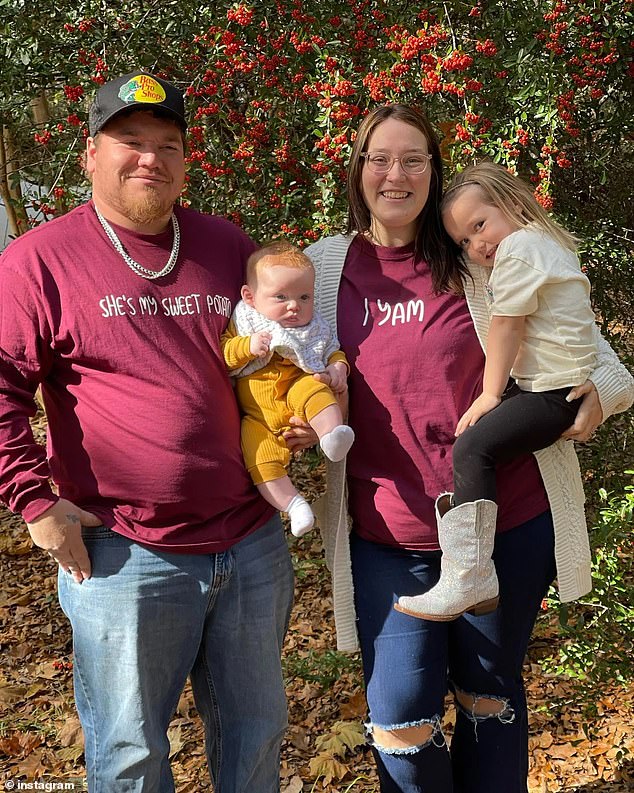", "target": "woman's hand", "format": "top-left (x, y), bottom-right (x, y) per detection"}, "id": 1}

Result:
top-left (560, 381), bottom-right (603, 442)
top-left (283, 416), bottom-right (319, 454)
